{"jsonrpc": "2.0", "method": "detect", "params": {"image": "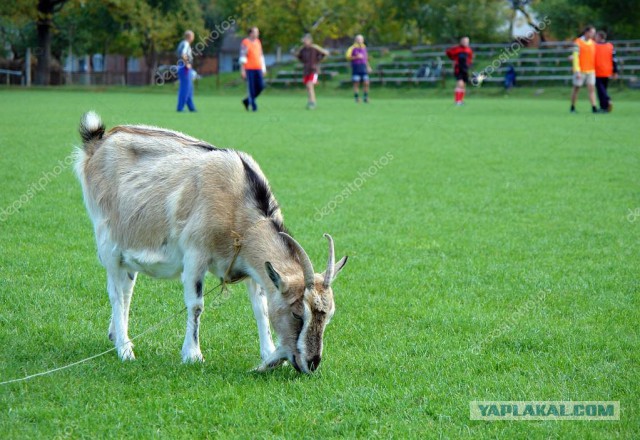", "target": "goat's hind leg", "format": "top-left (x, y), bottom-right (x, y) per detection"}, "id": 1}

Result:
top-left (106, 267), bottom-right (136, 361)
